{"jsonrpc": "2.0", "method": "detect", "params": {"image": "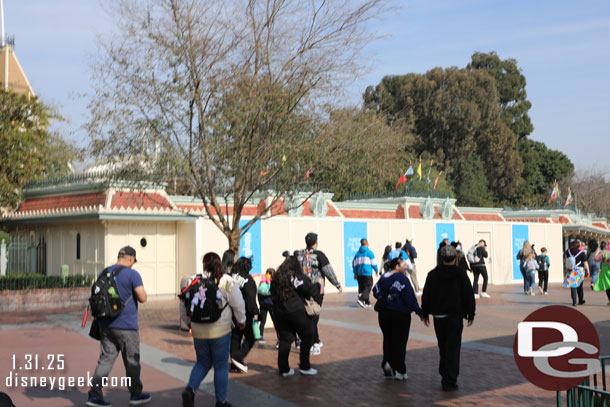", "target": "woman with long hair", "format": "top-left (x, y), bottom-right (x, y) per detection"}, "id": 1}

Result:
top-left (221, 250), bottom-right (235, 274)
top-left (372, 255), bottom-right (423, 380)
top-left (518, 241), bottom-right (533, 293)
top-left (271, 256), bottom-right (321, 376)
top-left (229, 257), bottom-right (259, 373)
top-left (182, 252), bottom-right (246, 407)
top-left (381, 244), bottom-right (392, 274)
